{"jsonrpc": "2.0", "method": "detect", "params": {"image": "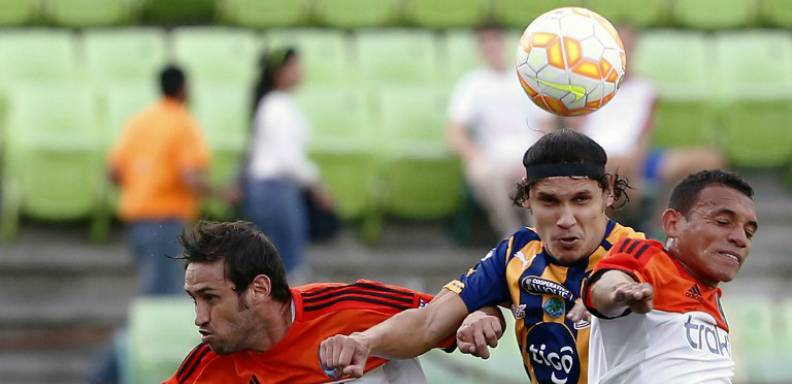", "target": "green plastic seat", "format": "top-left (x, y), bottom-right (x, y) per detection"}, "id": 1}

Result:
top-left (172, 27), bottom-right (260, 85)
top-left (266, 29), bottom-right (353, 84)
top-left (762, 0), bottom-right (792, 28)
top-left (43, 0), bottom-right (136, 27)
top-left (84, 29), bottom-right (167, 84)
top-left (356, 30), bottom-right (439, 85)
top-left (671, 0), bottom-right (758, 29)
top-left (586, 0), bottom-right (668, 27)
top-left (443, 30), bottom-right (482, 83)
top-left (102, 83), bottom-right (158, 146)
top-left (491, 0), bottom-right (583, 28)
top-left (192, 82), bottom-right (249, 218)
top-left (296, 85), bottom-right (377, 219)
top-left (0, 29), bottom-right (80, 88)
top-left (127, 297), bottom-right (199, 384)
top-left (1, 84), bottom-right (106, 240)
top-left (313, 0), bottom-right (400, 28)
top-left (402, 0), bottom-right (488, 29)
top-left (377, 85), bottom-right (463, 218)
top-left (141, 0), bottom-right (214, 25)
top-left (721, 296), bottom-right (775, 383)
top-left (633, 31), bottom-right (716, 147)
top-left (721, 100), bottom-right (792, 168)
top-left (217, 0), bottom-right (310, 28)
top-left (0, 0), bottom-right (40, 26)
